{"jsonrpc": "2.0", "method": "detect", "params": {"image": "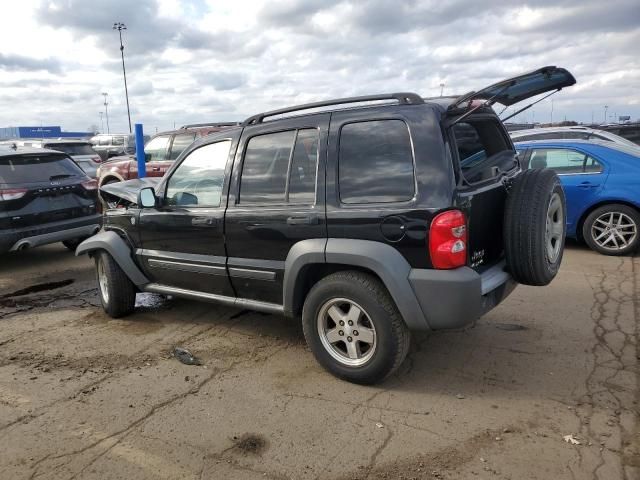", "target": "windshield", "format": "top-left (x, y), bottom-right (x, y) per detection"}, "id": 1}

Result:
top-left (44, 143), bottom-right (96, 156)
top-left (0, 153), bottom-right (85, 185)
